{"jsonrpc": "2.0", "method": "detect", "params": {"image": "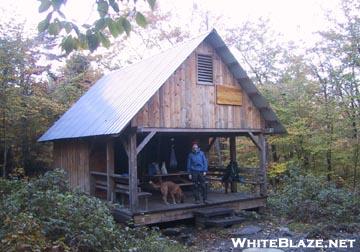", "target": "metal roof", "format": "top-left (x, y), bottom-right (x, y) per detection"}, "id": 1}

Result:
top-left (39, 29), bottom-right (285, 142)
